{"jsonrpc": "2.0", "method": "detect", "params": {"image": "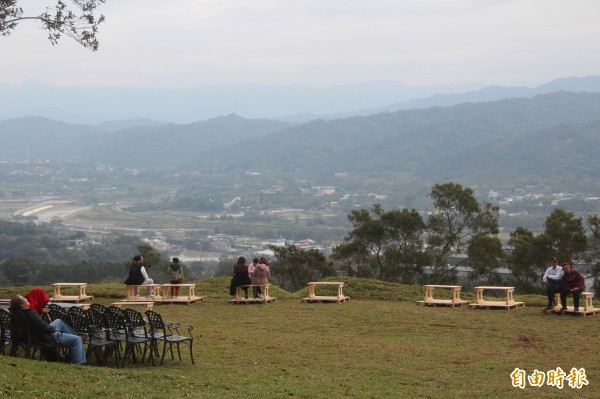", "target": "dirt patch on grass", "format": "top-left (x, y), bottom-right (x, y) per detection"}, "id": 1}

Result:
top-left (515, 333), bottom-right (542, 351)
